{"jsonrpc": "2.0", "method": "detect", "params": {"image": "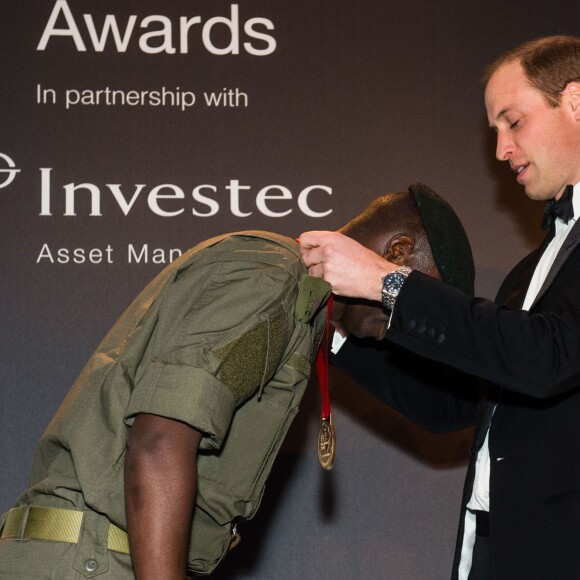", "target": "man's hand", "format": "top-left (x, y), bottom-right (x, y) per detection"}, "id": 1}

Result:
top-left (125, 413), bottom-right (202, 580)
top-left (299, 231), bottom-right (397, 301)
